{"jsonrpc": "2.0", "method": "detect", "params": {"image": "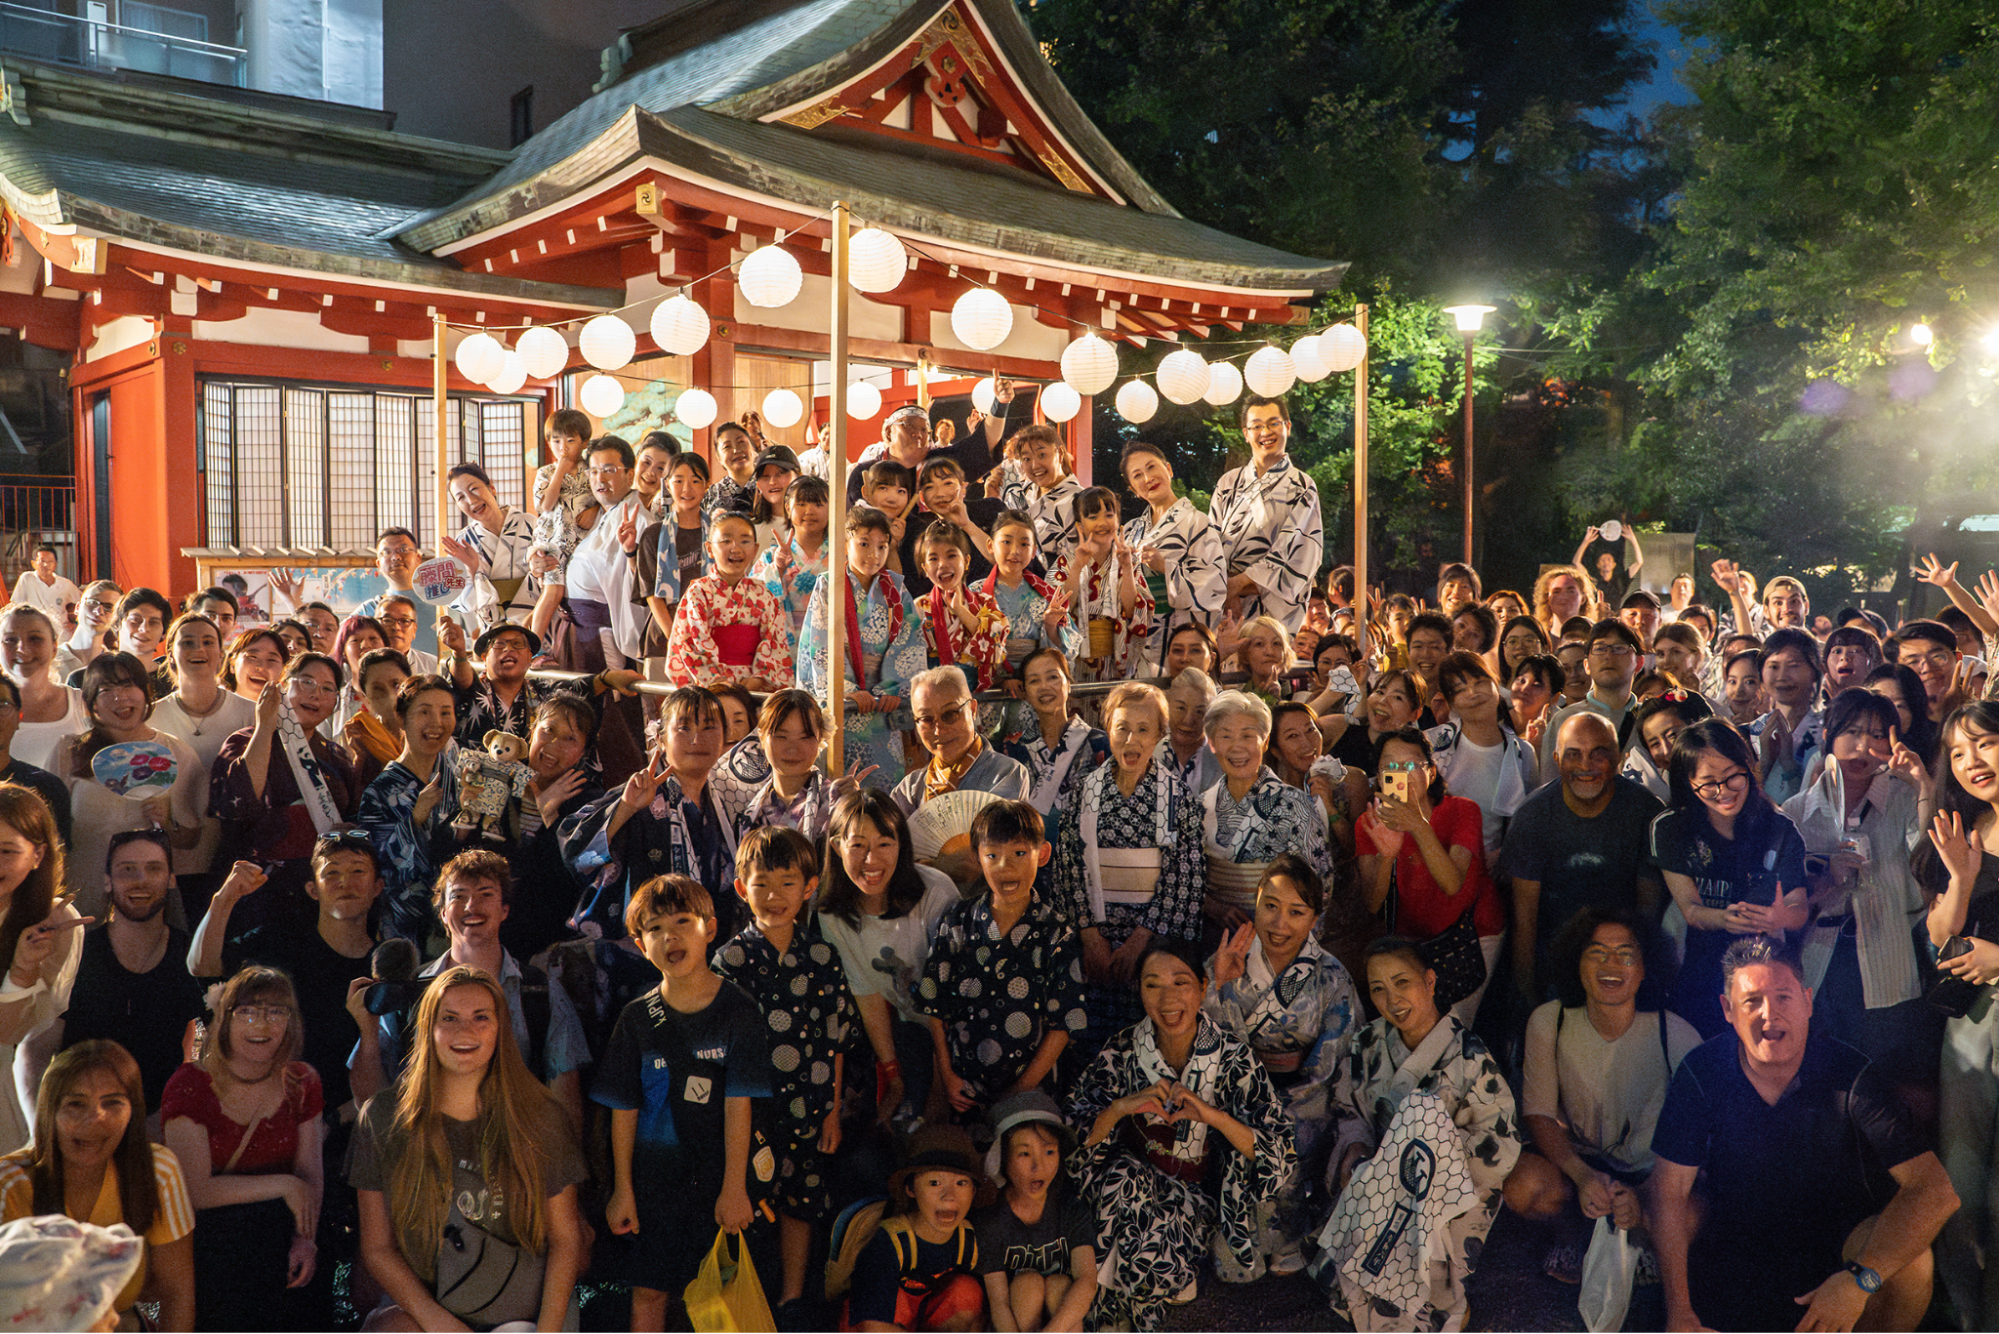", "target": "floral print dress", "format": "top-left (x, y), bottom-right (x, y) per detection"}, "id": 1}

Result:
top-left (663, 572), bottom-right (794, 687)
top-left (749, 533), bottom-right (828, 657)
top-left (1048, 547), bottom-right (1154, 684)
top-left (797, 570), bottom-right (927, 790)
